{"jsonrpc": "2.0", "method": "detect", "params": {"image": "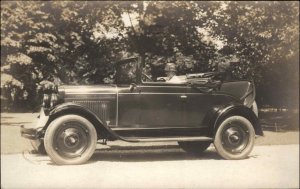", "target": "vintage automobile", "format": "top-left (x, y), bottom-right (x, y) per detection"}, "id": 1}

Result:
top-left (21, 57), bottom-right (263, 165)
